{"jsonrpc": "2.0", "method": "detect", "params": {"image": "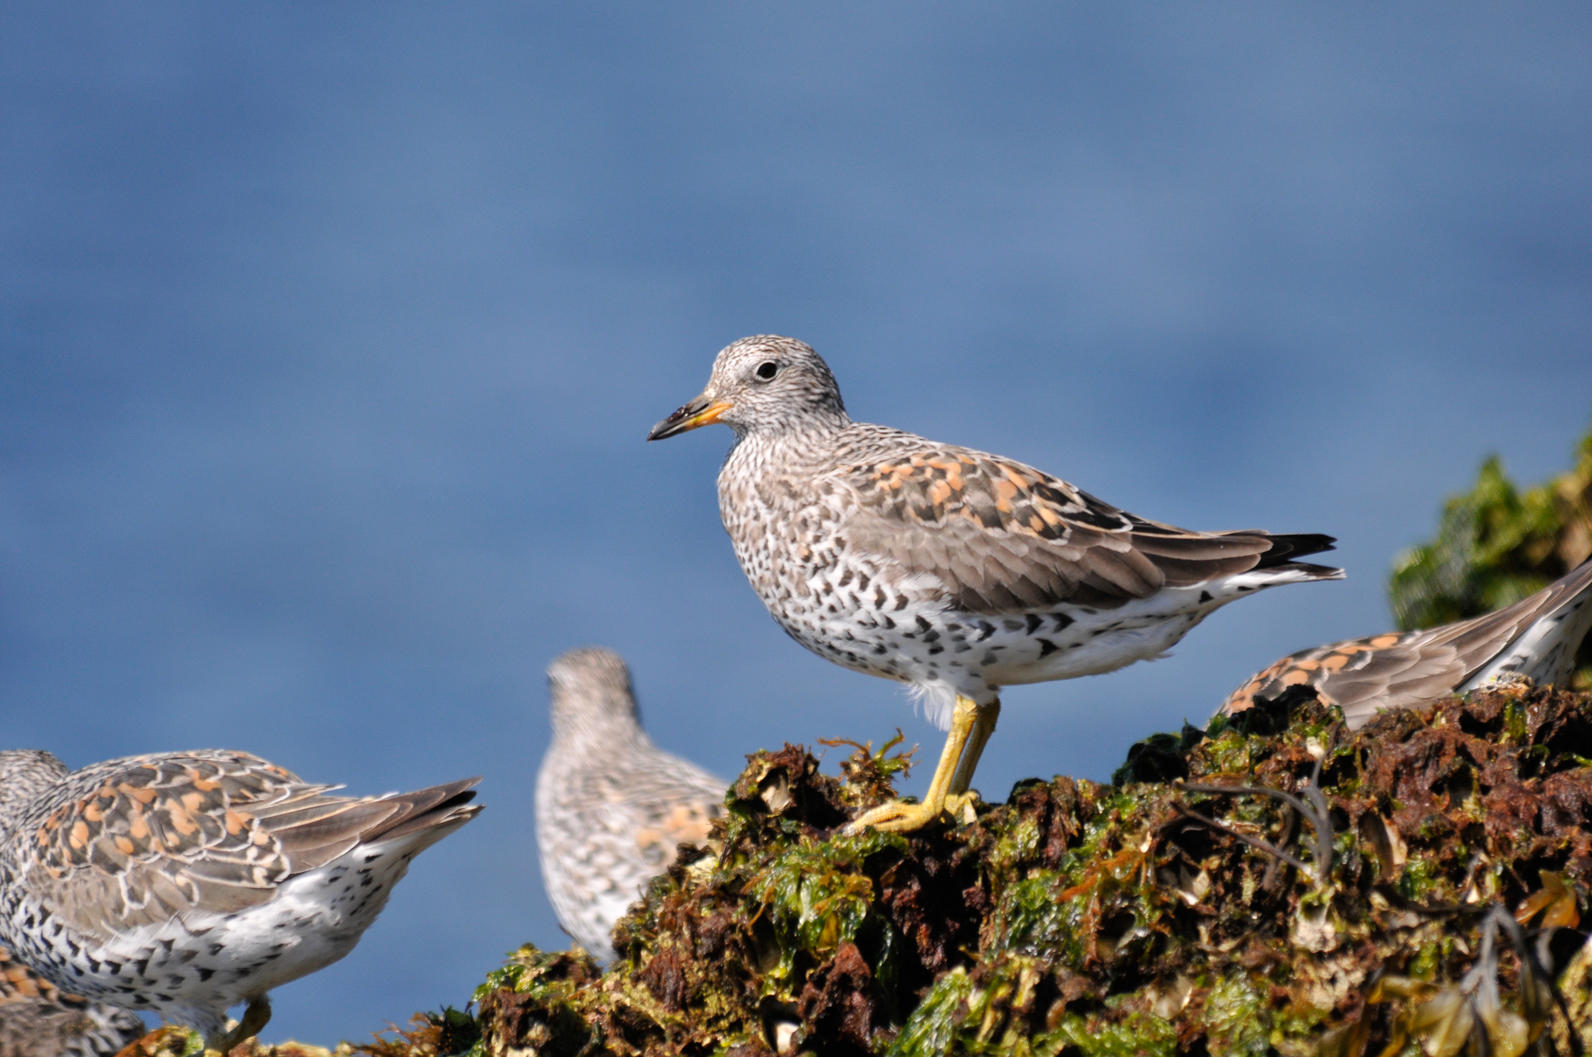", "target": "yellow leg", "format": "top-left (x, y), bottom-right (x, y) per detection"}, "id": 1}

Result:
top-left (846, 694), bottom-right (999, 833)
top-left (207, 995), bottom-right (271, 1053)
top-left (948, 697), bottom-right (999, 797)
